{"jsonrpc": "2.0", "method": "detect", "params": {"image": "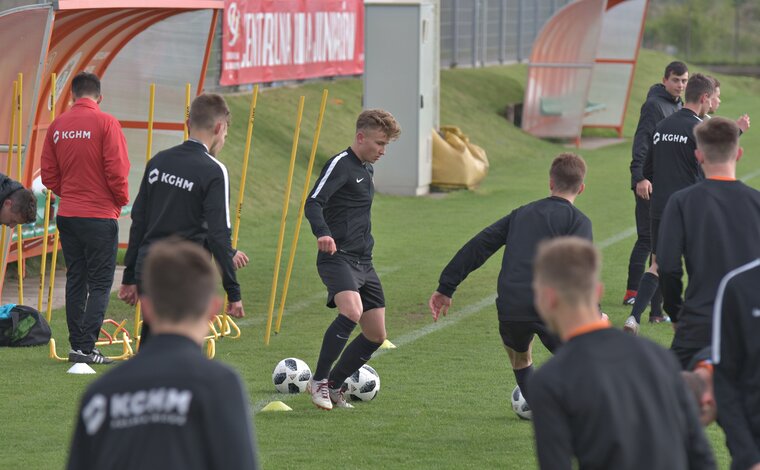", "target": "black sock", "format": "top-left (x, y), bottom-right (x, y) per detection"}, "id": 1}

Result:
top-left (649, 286), bottom-right (663, 319)
top-left (514, 365), bottom-right (534, 404)
top-left (328, 334), bottom-right (382, 387)
top-left (314, 315), bottom-right (356, 380)
top-left (631, 272), bottom-right (659, 322)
